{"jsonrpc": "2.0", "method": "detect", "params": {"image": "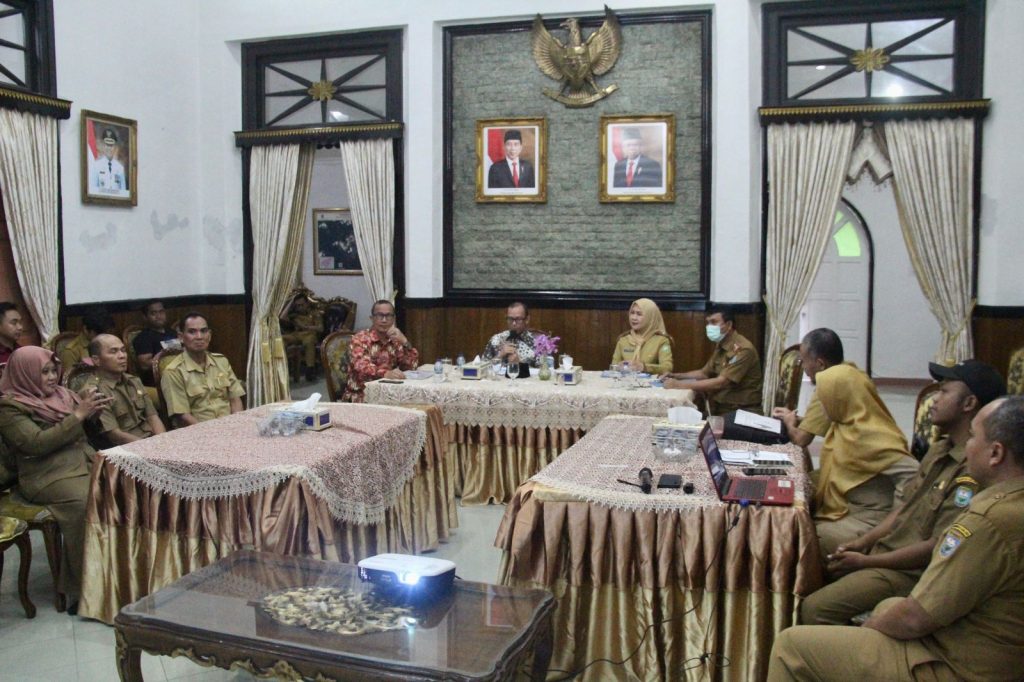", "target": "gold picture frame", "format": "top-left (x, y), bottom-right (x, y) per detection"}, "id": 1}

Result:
top-left (313, 208), bottom-right (362, 275)
top-left (476, 118), bottom-right (547, 203)
top-left (80, 110), bottom-right (138, 206)
top-left (599, 114), bottom-right (675, 203)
